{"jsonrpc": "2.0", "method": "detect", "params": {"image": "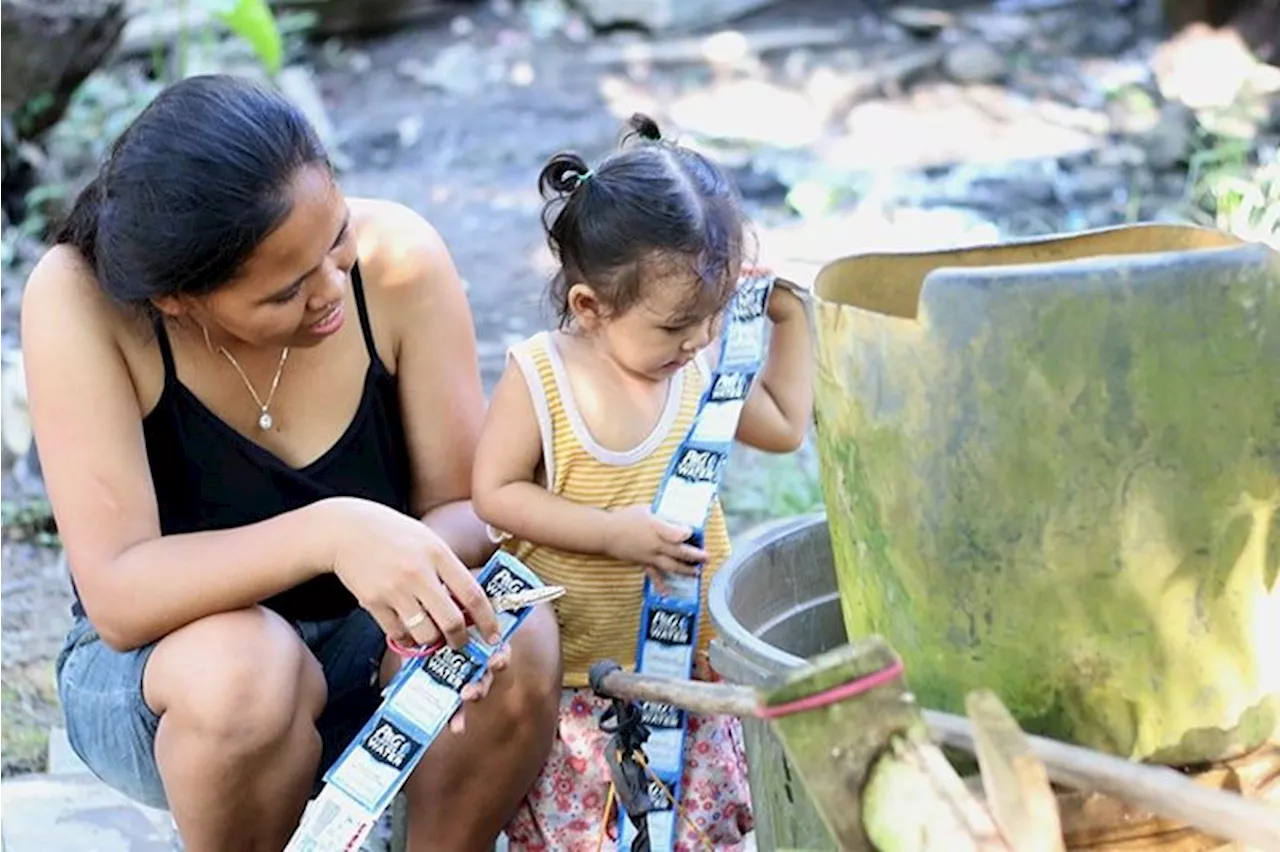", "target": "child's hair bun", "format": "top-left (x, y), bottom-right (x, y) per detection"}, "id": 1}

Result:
top-left (627, 113), bottom-right (663, 142)
top-left (538, 152), bottom-right (592, 198)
